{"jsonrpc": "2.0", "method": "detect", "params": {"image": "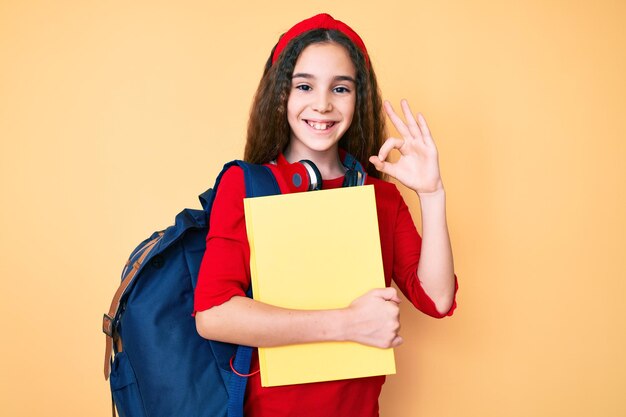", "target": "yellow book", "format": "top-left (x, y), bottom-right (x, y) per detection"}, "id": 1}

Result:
top-left (243, 185), bottom-right (396, 387)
